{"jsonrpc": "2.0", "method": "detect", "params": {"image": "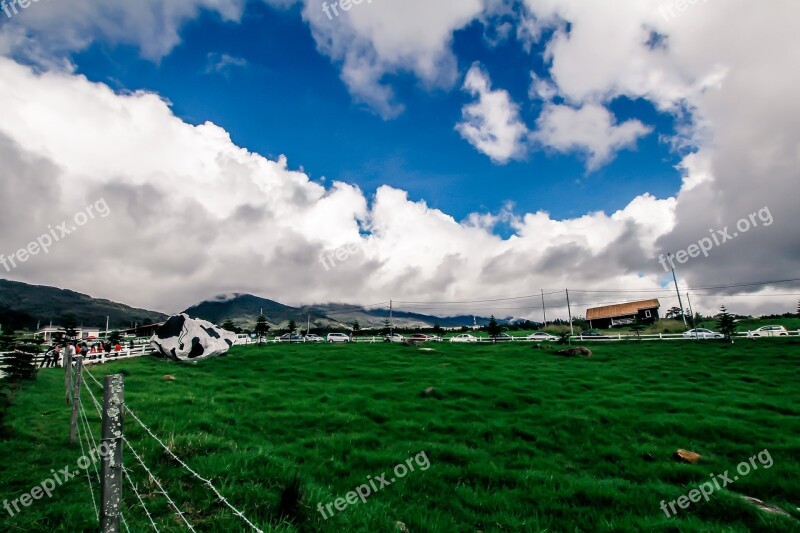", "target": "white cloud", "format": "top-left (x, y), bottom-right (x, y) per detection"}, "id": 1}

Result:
top-left (533, 103), bottom-right (652, 170)
top-left (455, 63), bottom-right (529, 164)
top-left (0, 0), bottom-right (246, 66)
